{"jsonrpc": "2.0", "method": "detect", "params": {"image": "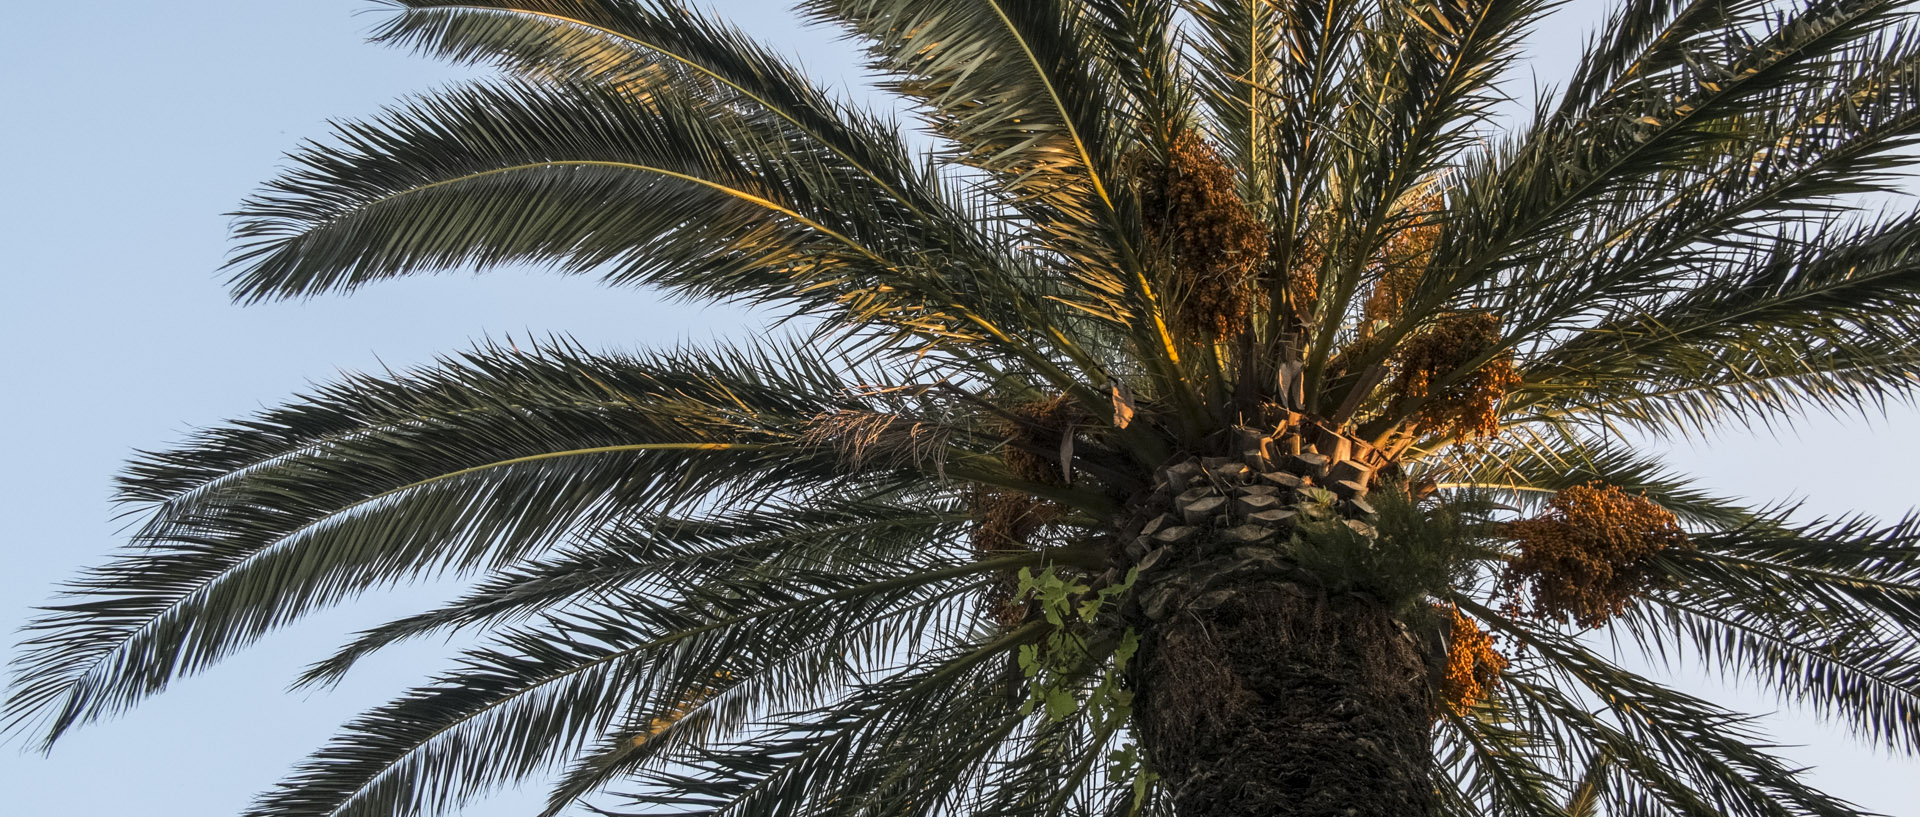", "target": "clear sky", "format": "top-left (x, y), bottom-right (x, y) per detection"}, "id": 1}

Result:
top-left (0, 2), bottom-right (1913, 815)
